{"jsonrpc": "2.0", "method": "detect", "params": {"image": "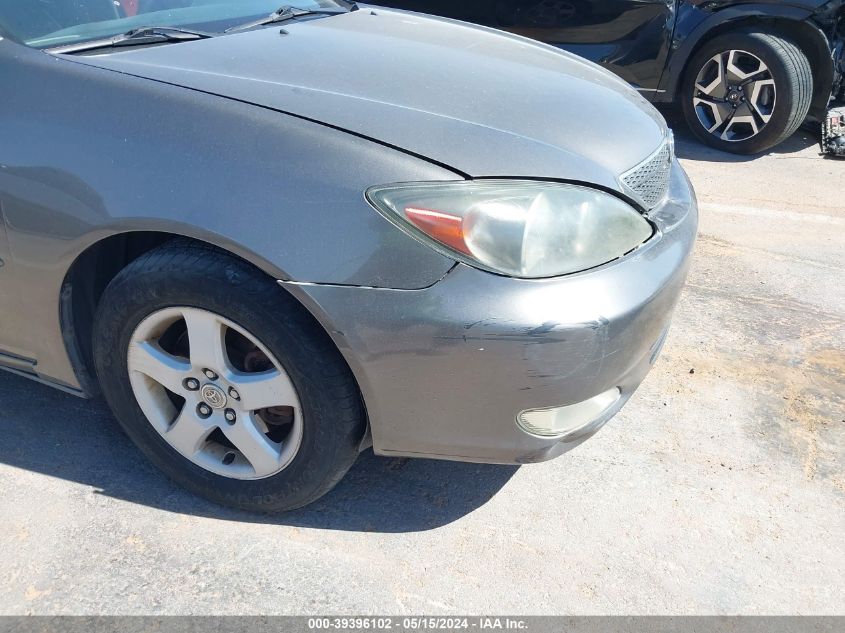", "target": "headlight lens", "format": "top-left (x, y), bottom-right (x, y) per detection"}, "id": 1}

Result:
top-left (367, 180), bottom-right (653, 278)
